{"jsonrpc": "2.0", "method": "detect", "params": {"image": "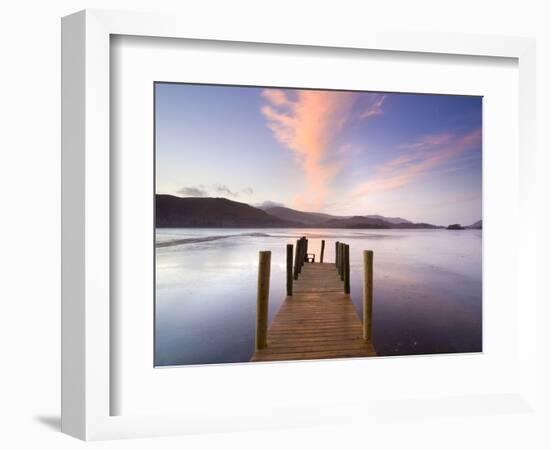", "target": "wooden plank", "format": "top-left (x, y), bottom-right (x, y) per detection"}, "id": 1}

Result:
top-left (251, 261), bottom-right (376, 362)
top-left (251, 346), bottom-right (376, 362)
